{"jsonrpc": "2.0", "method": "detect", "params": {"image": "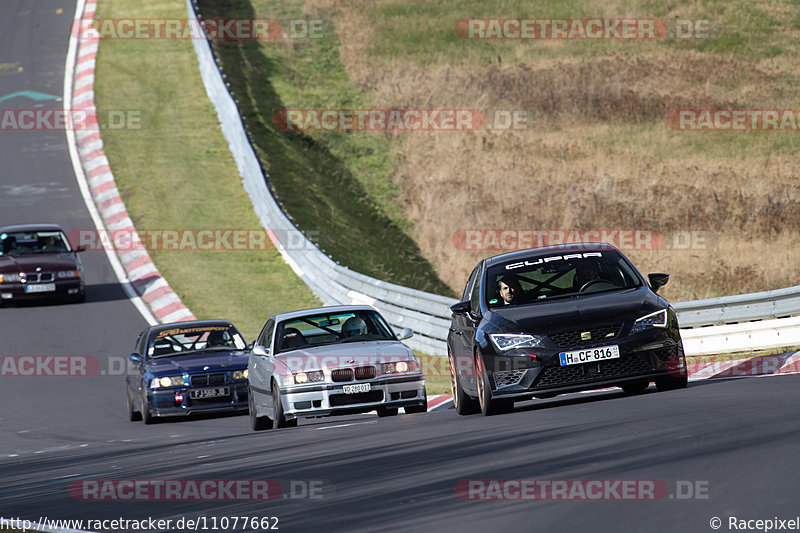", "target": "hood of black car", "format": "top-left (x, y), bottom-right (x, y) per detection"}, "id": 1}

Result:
top-left (147, 351), bottom-right (248, 375)
top-left (0, 253), bottom-right (79, 272)
top-left (487, 287), bottom-right (661, 333)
